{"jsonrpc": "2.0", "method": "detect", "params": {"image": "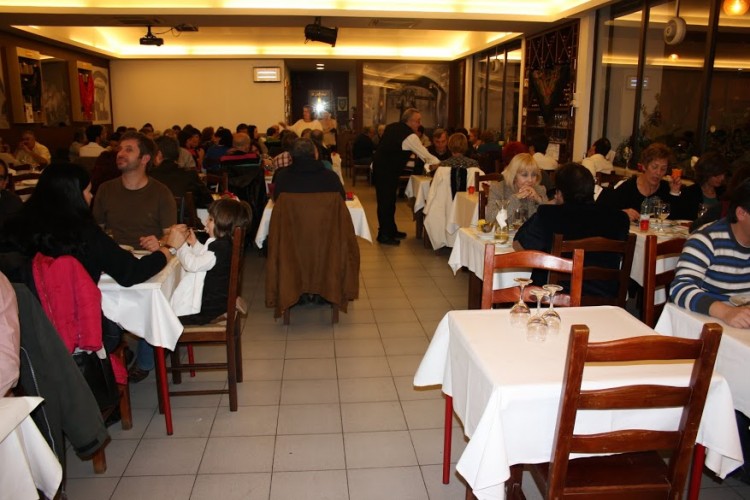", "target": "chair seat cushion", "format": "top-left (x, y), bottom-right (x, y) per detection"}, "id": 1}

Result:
top-left (182, 321), bottom-right (226, 334)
